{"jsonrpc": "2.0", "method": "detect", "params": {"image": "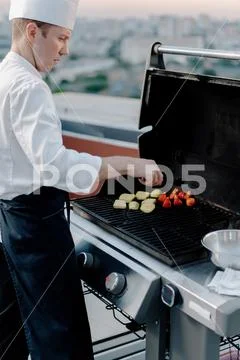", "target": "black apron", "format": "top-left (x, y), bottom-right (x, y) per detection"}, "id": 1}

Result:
top-left (0, 187), bottom-right (93, 360)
